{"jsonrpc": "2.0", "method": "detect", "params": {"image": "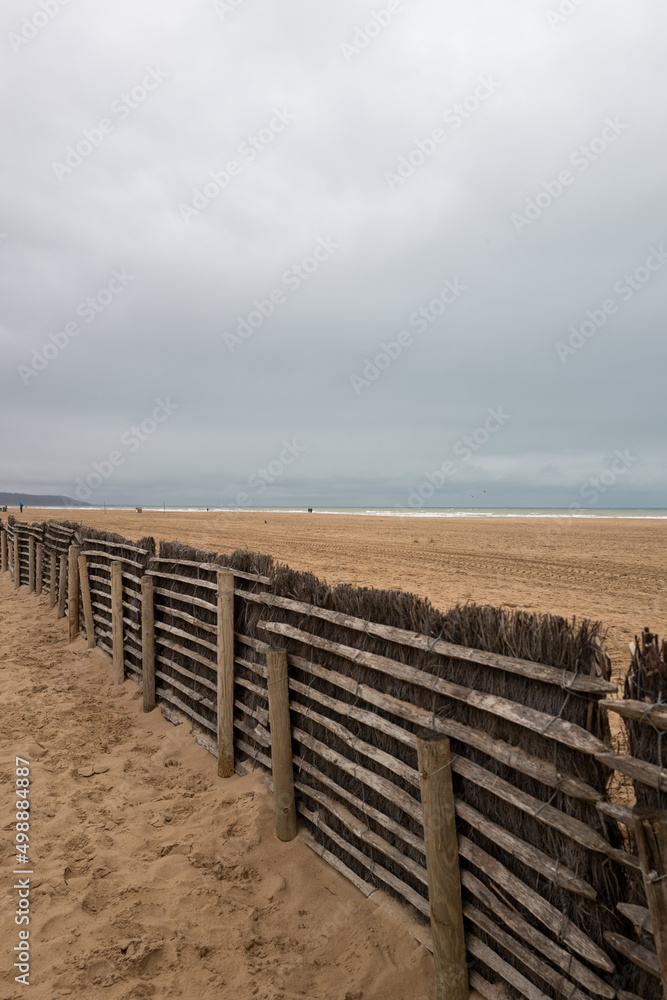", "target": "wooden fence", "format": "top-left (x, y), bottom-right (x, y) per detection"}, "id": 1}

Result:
top-left (1, 515), bottom-right (665, 1000)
